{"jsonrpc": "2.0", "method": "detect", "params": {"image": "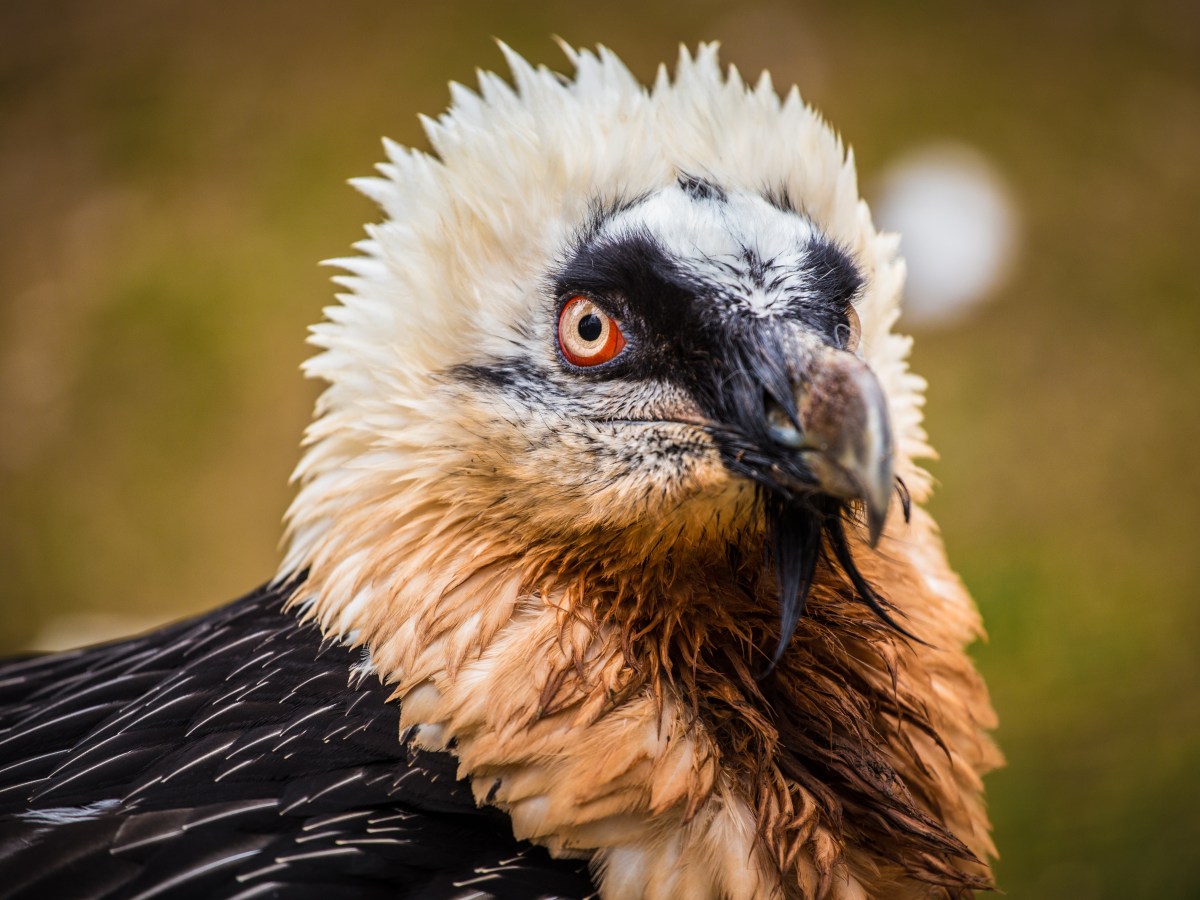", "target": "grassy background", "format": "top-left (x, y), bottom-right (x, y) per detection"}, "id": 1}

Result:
top-left (1, 1), bottom-right (1197, 895)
